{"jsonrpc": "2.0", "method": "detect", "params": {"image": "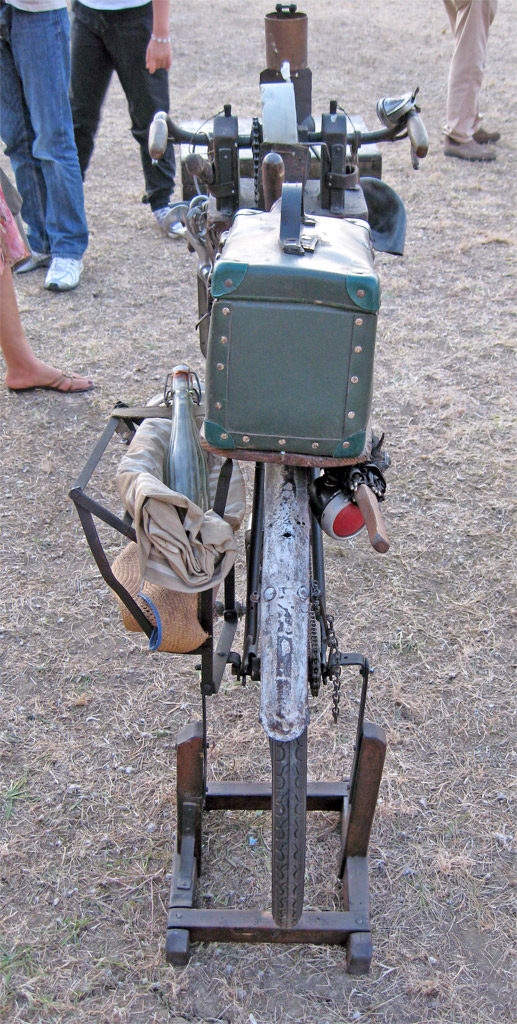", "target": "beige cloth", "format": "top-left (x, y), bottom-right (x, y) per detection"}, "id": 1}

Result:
top-left (443, 0), bottom-right (497, 143)
top-left (116, 413), bottom-right (246, 594)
